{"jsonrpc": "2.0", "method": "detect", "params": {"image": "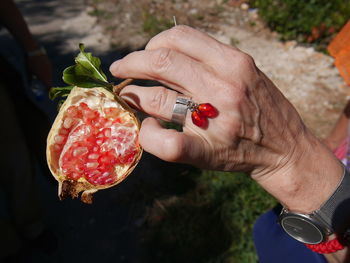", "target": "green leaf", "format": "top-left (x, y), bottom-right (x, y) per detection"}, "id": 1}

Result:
top-left (50, 43), bottom-right (113, 101)
top-left (75, 43), bottom-right (108, 83)
top-left (63, 65), bottom-right (112, 89)
top-left (49, 86), bottom-right (74, 100)
top-left (61, 43), bottom-right (113, 90)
